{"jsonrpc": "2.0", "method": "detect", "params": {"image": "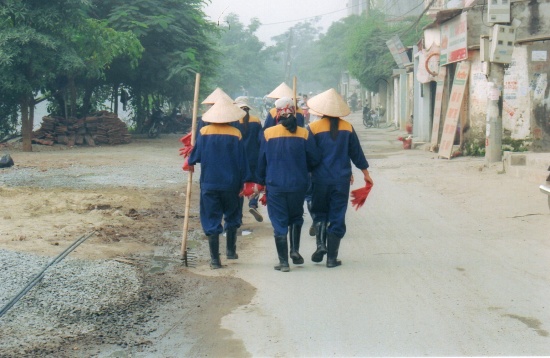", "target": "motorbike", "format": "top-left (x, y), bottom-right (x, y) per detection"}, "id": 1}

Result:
top-left (362, 107), bottom-right (378, 128)
top-left (146, 108), bottom-right (188, 138)
top-left (540, 165), bottom-right (550, 210)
